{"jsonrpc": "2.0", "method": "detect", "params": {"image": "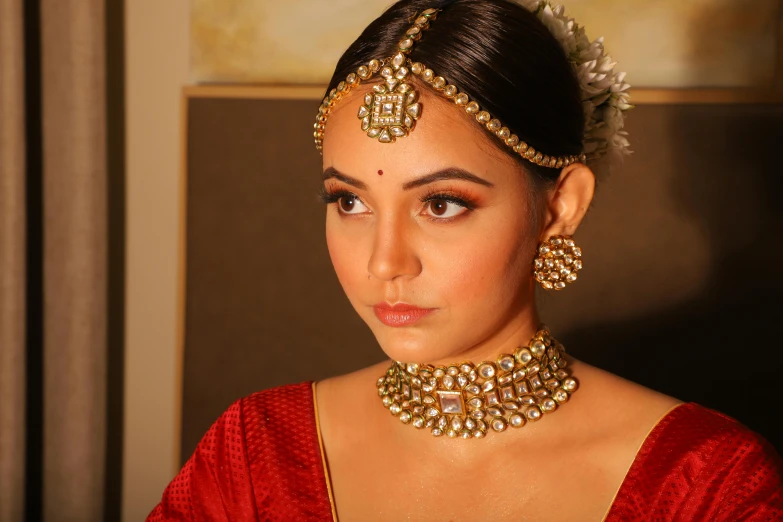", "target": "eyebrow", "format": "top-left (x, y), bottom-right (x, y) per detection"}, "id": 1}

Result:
top-left (322, 167), bottom-right (368, 190)
top-left (322, 166), bottom-right (494, 190)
